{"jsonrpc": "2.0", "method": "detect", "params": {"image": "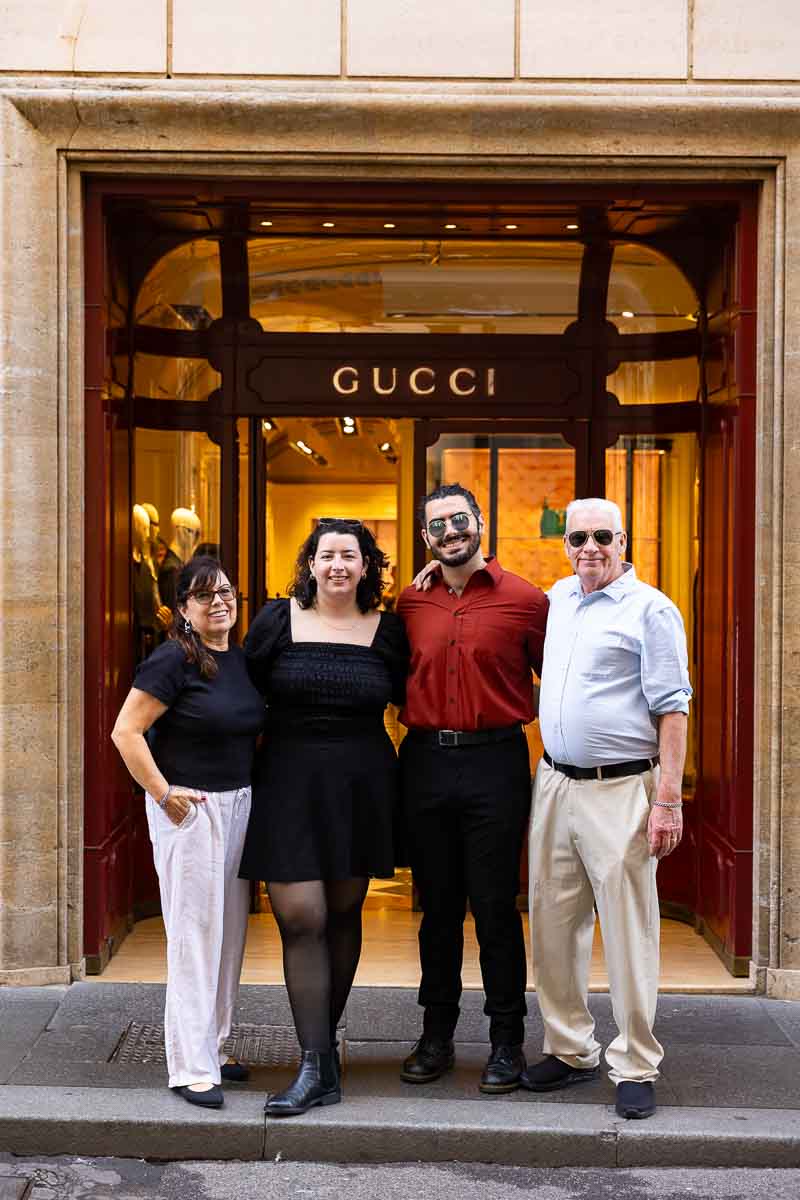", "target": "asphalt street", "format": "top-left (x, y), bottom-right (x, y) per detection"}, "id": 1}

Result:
top-left (3, 1158), bottom-right (800, 1200)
